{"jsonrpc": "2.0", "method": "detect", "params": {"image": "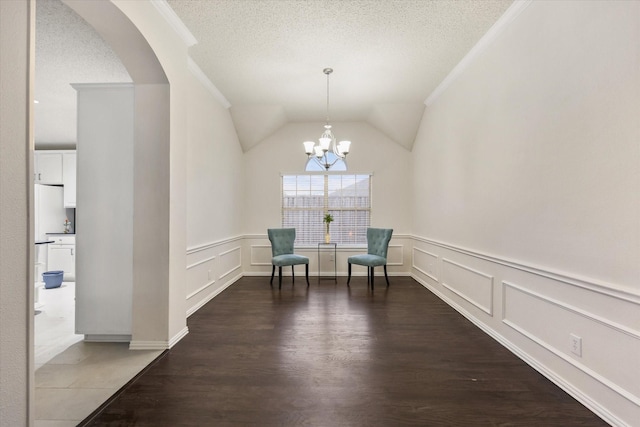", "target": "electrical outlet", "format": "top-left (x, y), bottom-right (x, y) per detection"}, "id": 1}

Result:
top-left (569, 333), bottom-right (582, 357)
